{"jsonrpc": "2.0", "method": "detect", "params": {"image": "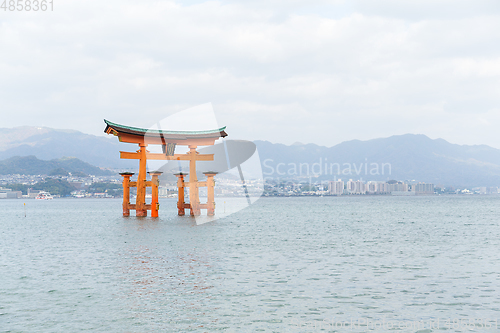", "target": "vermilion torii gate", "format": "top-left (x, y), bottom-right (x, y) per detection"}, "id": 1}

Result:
top-left (104, 119), bottom-right (227, 217)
